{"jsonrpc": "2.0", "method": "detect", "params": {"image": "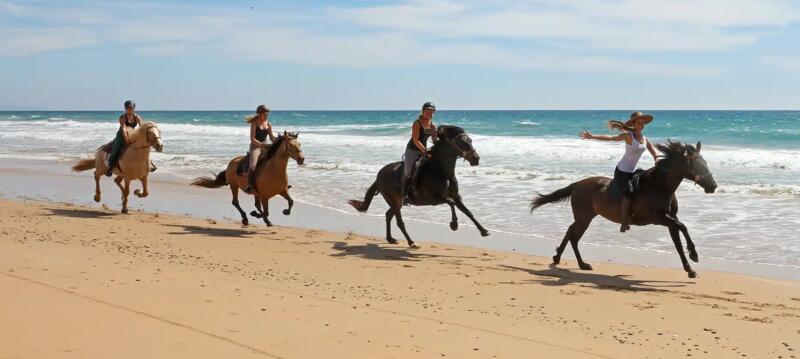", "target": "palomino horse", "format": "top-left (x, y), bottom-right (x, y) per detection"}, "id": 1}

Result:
top-left (530, 141), bottom-right (717, 278)
top-left (348, 125), bottom-right (489, 248)
top-left (192, 132), bottom-right (304, 227)
top-left (72, 122), bottom-right (163, 213)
